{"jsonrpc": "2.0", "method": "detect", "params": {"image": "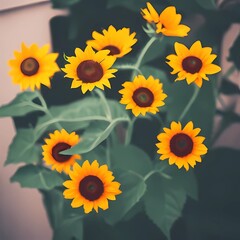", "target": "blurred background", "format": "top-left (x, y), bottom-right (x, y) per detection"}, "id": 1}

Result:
top-left (1, 0), bottom-right (240, 239)
top-left (0, 1), bottom-right (65, 239)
